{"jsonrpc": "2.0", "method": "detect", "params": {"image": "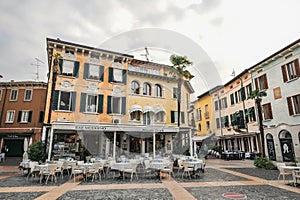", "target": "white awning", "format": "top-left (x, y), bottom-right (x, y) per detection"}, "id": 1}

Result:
top-left (128, 105), bottom-right (142, 113)
top-left (154, 107), bottom-right (166, 114)
top-left (143, 106), bottom-right (155, 113)
top-left (193, 133), bottom-right (215, 142)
